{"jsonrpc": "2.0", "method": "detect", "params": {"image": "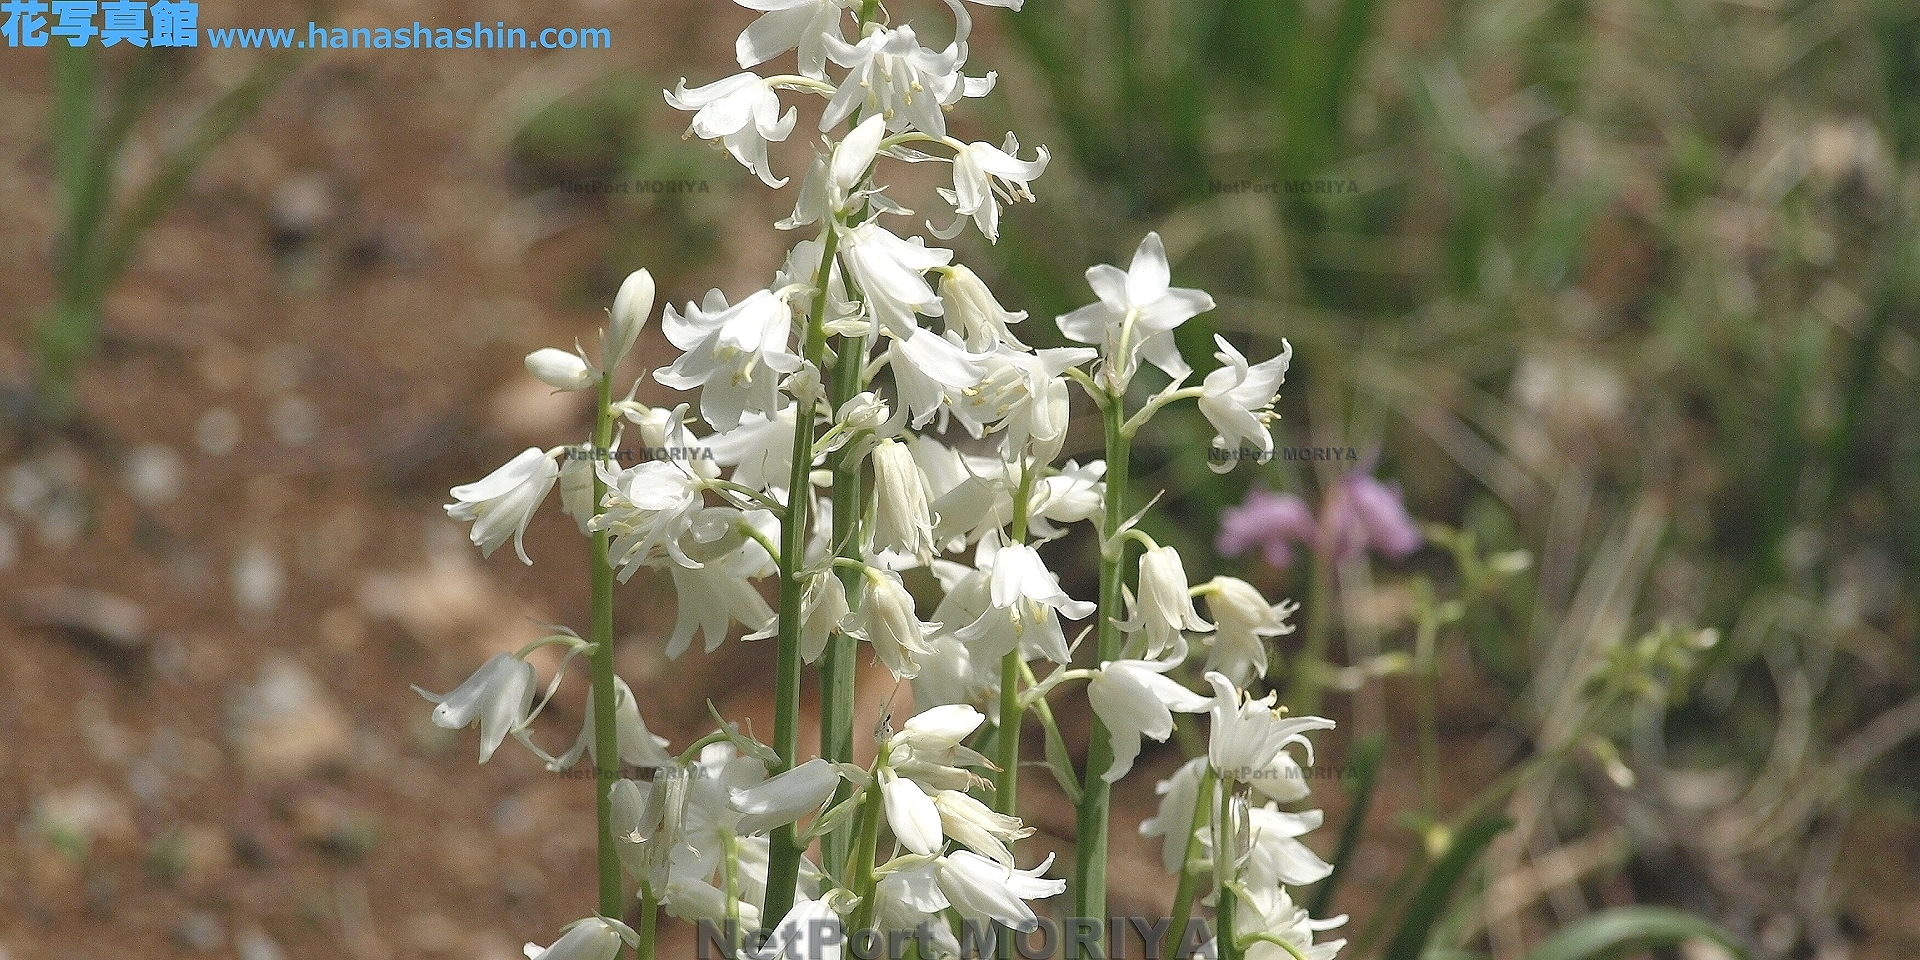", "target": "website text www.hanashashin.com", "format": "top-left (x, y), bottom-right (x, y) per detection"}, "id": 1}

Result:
top-left (0, 3), bottom-right (610, 51)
